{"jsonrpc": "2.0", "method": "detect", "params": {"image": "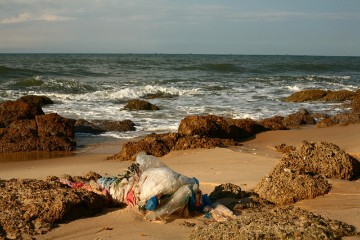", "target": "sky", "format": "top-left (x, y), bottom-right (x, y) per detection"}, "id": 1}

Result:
top-left (0, 0), bottom-right (359, 56)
